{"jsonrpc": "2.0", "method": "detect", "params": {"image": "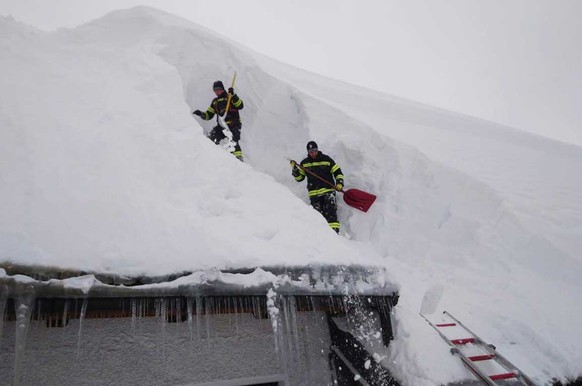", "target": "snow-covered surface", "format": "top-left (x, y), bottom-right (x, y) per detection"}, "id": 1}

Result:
top-left (1, 6), bottom-right (581, 385)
